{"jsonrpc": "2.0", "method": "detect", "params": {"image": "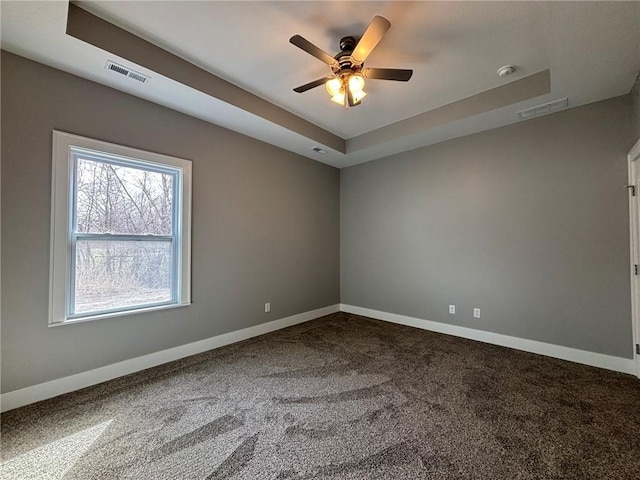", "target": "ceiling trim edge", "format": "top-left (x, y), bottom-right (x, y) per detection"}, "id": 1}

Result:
top-left (348, 69), bottom-right (551, 153)
top-left (66, 2), bottom-right (346, 154)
